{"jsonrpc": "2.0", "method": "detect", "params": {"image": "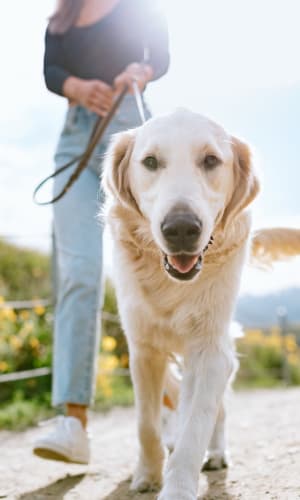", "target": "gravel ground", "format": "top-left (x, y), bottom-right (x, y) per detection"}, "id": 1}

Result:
top-left (0, 388), bottom-right (299, 500)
